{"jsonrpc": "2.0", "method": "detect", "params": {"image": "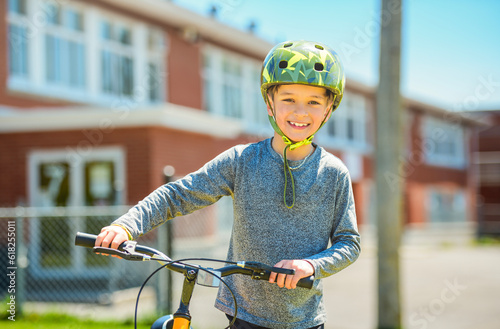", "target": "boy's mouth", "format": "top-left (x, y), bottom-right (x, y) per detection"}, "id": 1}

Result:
top-left (288, 121), bottom-right (310, 128)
